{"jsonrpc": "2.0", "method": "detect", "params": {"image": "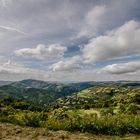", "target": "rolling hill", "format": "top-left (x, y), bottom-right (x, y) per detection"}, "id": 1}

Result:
top-left (0, 79), bottom-right (140, 107)
top-left (0, 81), bottom-right (13, 86)
top-left (0, 79), bottom-right (140, 136)
top-left (0, 79), bottom-right (97, 106)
